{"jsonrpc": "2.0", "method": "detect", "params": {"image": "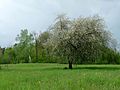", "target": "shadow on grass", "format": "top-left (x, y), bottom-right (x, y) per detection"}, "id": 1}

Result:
top-left (1, 64), bottom-right (120, 71)
top-left (73, 66), bottom-right (120, 70)
top-left (42, 66), bottom-right (120, 71)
